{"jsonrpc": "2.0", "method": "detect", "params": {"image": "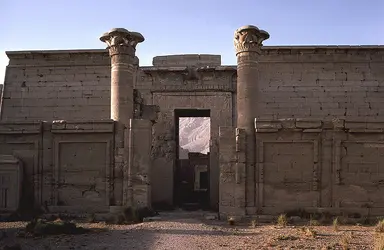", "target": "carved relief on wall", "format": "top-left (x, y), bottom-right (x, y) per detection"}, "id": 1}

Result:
top-left (182, 67), bottom-right (200, 83)
top-left (234, 25), bottom-right (270, 55)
